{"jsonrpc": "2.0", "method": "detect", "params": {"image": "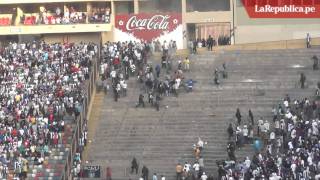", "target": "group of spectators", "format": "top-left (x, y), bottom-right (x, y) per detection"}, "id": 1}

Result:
top-left (175, 138), bottom-right (214, 180)
top-left (22, 5), bottom-right (111, 25)
top-left (38, 6), bottom-right (86, 25)
top-left (89, 7), bottom-right (111, 23)
top-left (0, 41), bottom-right (97, 179)
top-left (72, 118), bottom-right (88, 178)
top-left (99, 40), bottom-right (183, 108)
top-left (98, 39), bottom-right (190, 179)
top-left (188, 35), bottom-right (230, 54)
top-left (219, 91), bottom-right (320, 178)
